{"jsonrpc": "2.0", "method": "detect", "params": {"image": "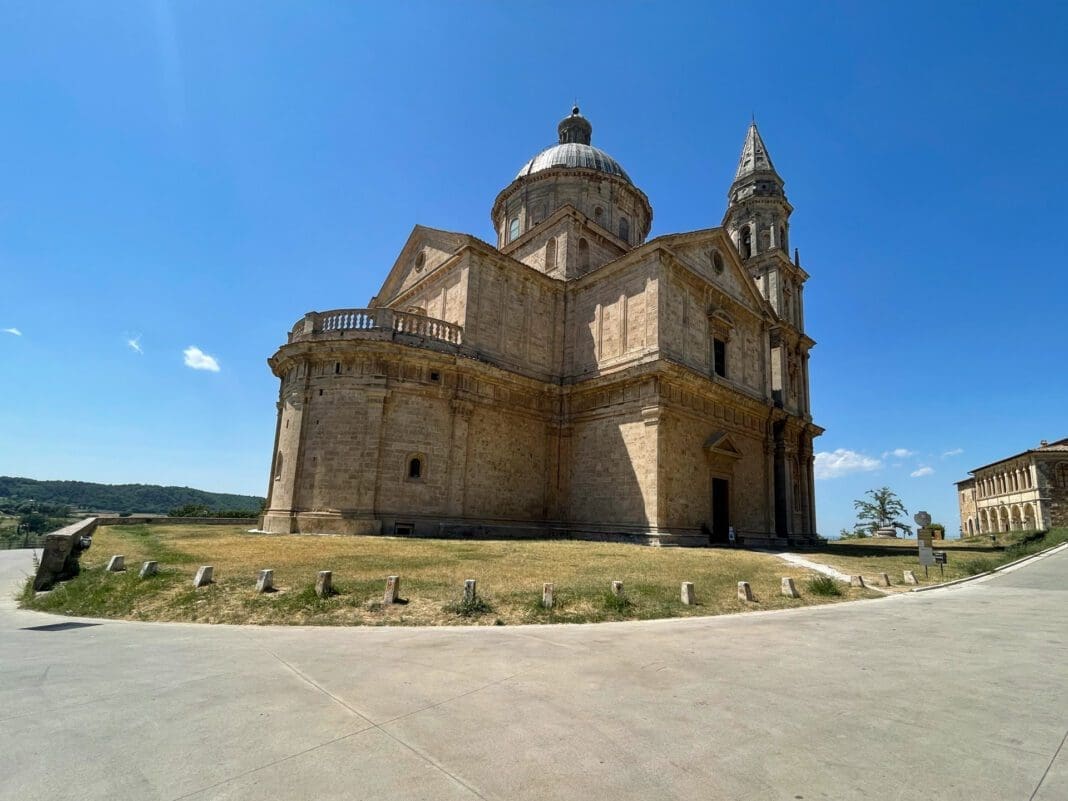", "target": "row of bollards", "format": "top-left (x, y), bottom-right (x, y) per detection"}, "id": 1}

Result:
top-left (103, 552), bottom-right (924, 609)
